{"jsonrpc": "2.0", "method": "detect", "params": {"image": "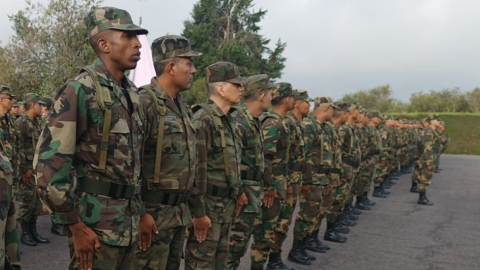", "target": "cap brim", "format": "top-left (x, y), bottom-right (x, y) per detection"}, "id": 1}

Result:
top-left (111, 24), bottom-right (149, 35)
top-left (178, 51), bottom-right (202, 58)
top-left (227, 77), bottom-right (248, 85)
